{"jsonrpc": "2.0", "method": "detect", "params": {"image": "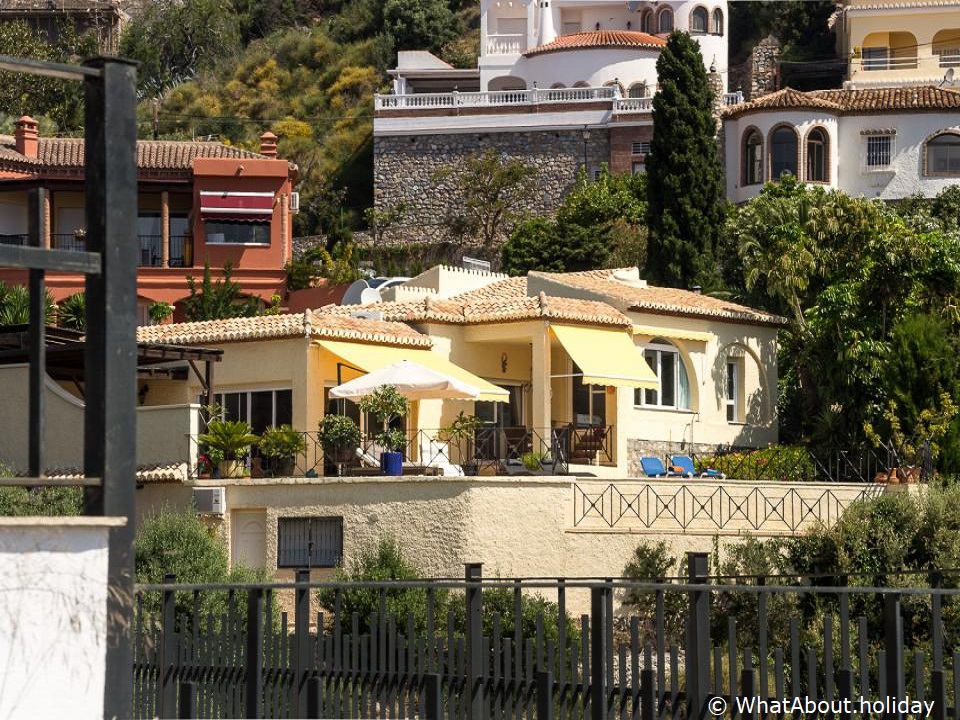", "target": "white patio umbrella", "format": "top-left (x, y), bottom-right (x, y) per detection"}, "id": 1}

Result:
top-left (328, 359), bottom-right (483, 400)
